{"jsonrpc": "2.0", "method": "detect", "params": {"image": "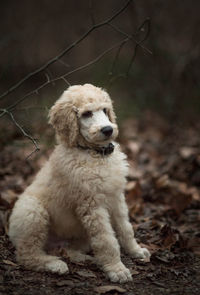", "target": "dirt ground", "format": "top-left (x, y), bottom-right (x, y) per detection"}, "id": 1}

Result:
top-left (0, 112), bottom-right (200, 295)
